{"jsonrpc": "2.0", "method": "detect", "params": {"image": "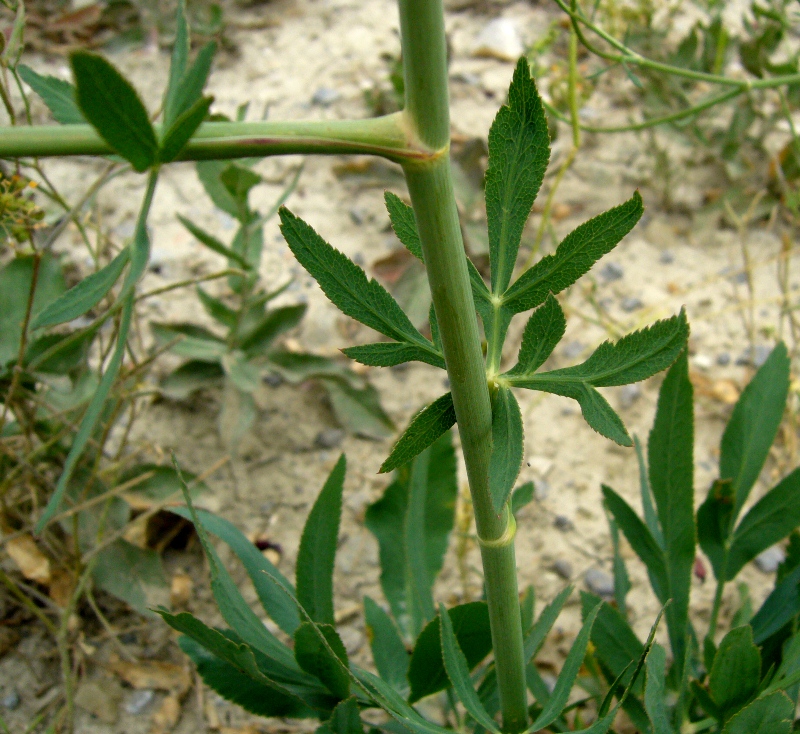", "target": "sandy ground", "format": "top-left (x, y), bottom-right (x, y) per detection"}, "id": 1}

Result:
top-left (2, 0), bottom-right (798, 731)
